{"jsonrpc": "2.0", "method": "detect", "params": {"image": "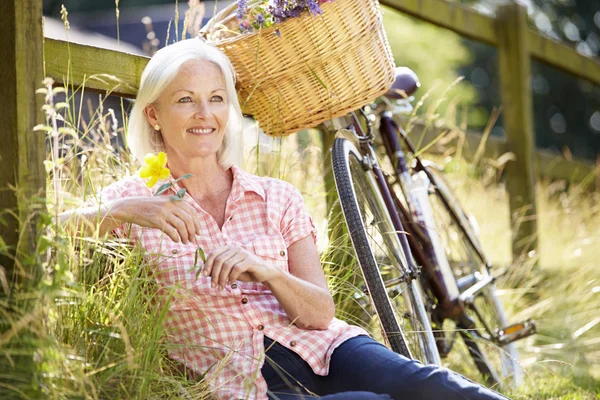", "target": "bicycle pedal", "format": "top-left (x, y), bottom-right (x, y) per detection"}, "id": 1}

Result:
top-left (497, 319), bottom-right (536, 345)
